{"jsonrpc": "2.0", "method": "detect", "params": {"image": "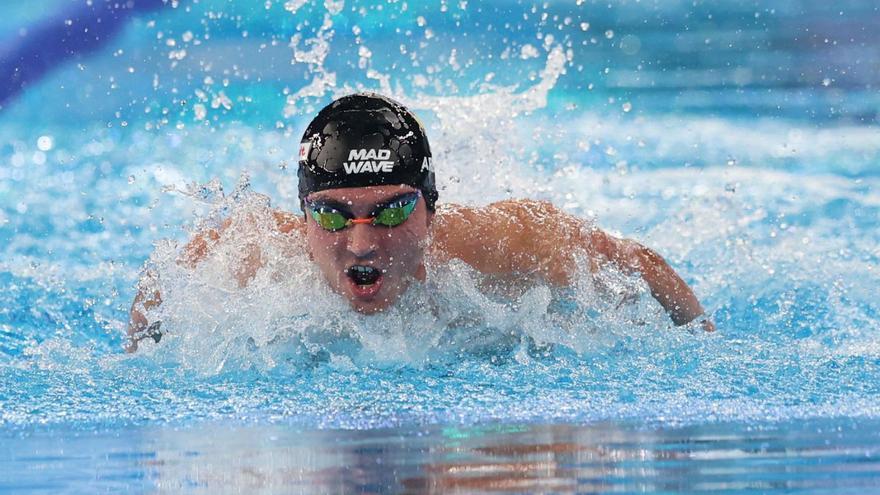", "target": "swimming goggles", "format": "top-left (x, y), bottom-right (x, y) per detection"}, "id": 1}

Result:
top-left (306, 191), bottom-right (420, 232)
